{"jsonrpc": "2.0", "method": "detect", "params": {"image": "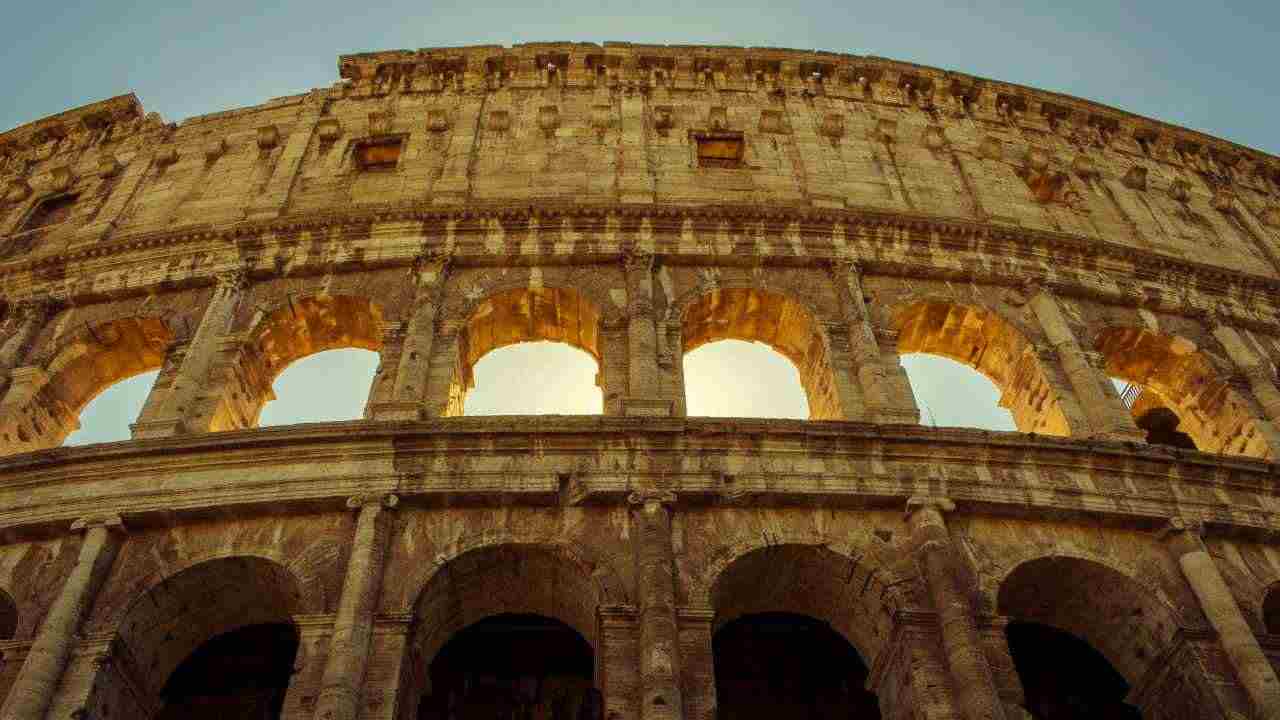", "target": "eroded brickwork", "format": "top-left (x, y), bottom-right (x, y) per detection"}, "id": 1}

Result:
top-left (0, 42), bottom-right (1278, 720)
